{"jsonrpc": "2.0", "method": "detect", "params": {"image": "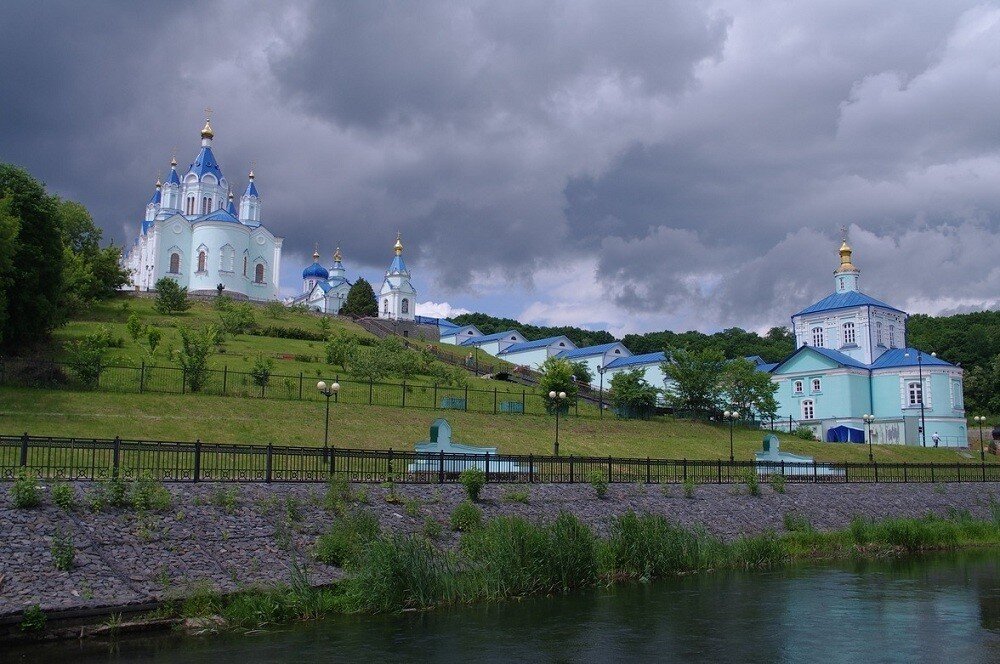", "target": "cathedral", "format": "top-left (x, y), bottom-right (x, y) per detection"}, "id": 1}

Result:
top-left (292, 233), bottom-right (417, 320)
top-left (769, 239), bottom-right (967, 447)
top-left (122, 118), bottom-right (284, 301)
